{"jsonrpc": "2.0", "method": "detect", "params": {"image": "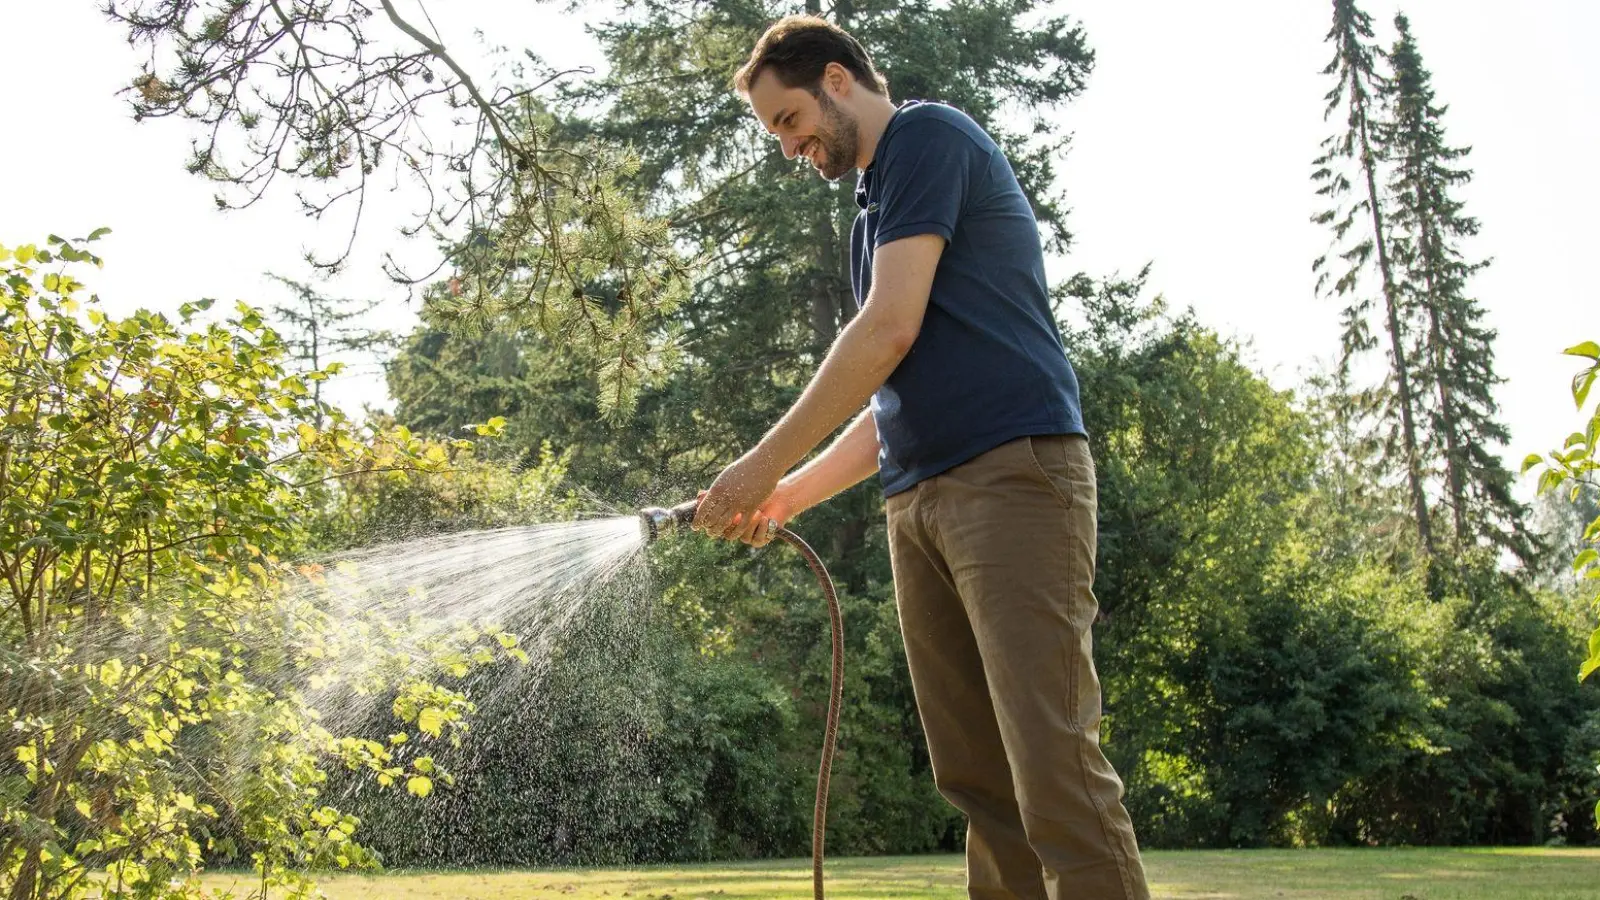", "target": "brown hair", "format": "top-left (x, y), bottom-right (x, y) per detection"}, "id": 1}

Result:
top-left (733, 15), bottom-right (888, 97)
